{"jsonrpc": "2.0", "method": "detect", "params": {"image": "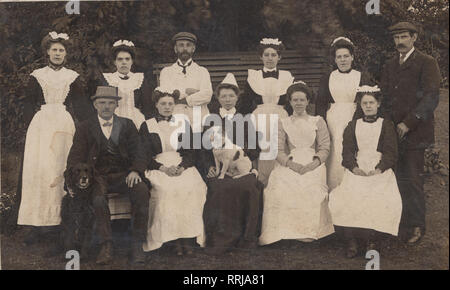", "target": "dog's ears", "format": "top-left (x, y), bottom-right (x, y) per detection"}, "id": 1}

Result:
top-left (233, 150), bottom-right (240, 161)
